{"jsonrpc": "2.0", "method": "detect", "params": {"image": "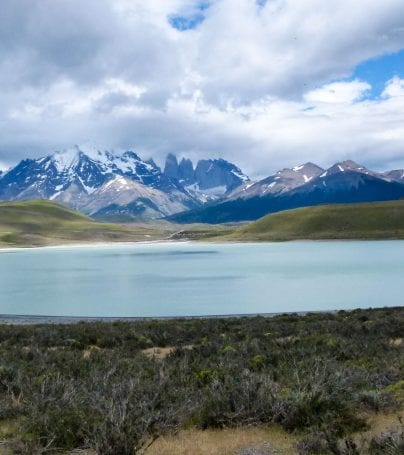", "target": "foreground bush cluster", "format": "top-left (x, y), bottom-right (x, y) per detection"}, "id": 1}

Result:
top-left (0, 307), bottom-right (403, 454)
